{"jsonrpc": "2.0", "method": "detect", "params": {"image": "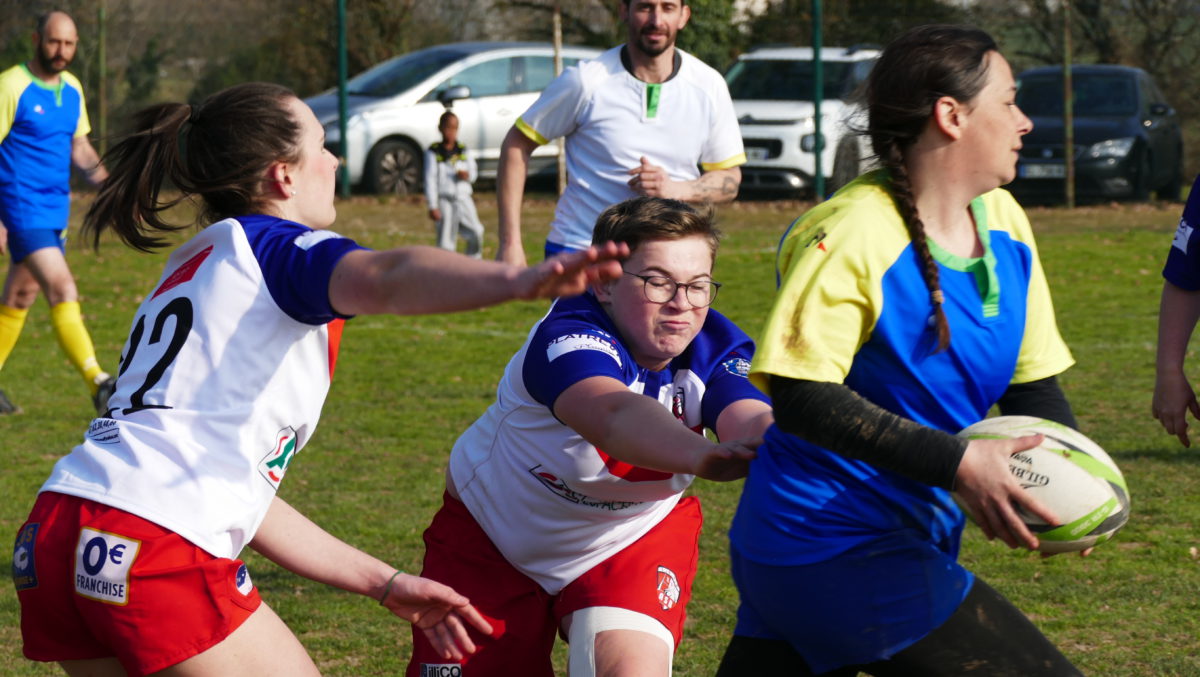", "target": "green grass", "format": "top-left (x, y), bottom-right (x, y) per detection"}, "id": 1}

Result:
top-left (2, 193), bottom-right (1198, 675)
